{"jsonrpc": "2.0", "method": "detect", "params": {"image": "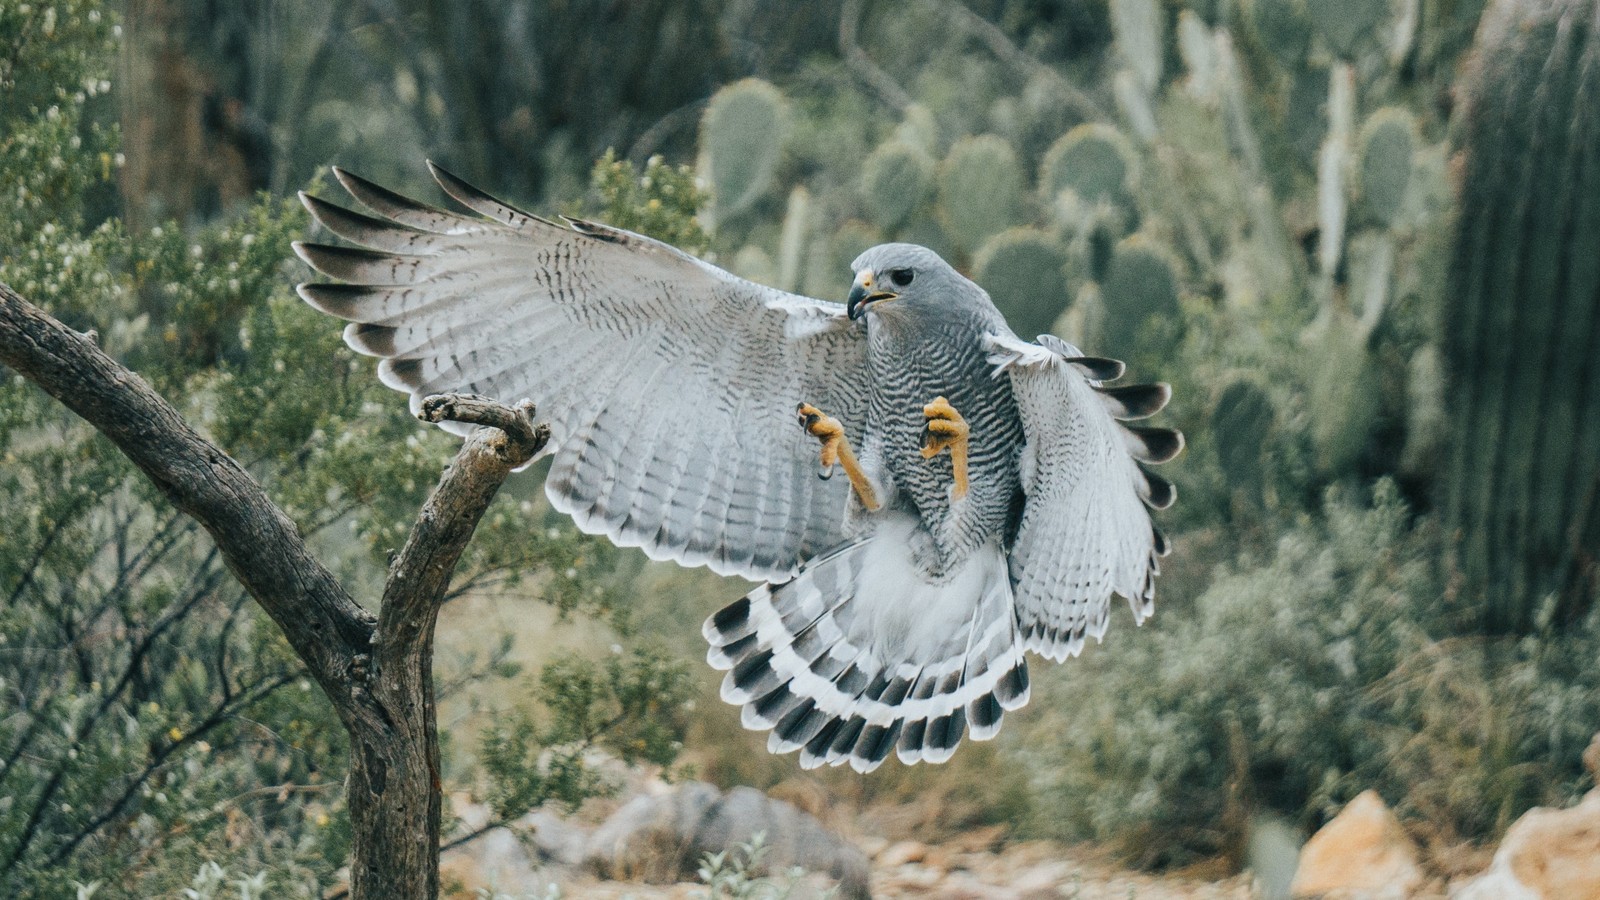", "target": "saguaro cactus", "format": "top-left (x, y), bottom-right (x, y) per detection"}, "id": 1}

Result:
top-left (1446, 0), bottom-right (1600, 632)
